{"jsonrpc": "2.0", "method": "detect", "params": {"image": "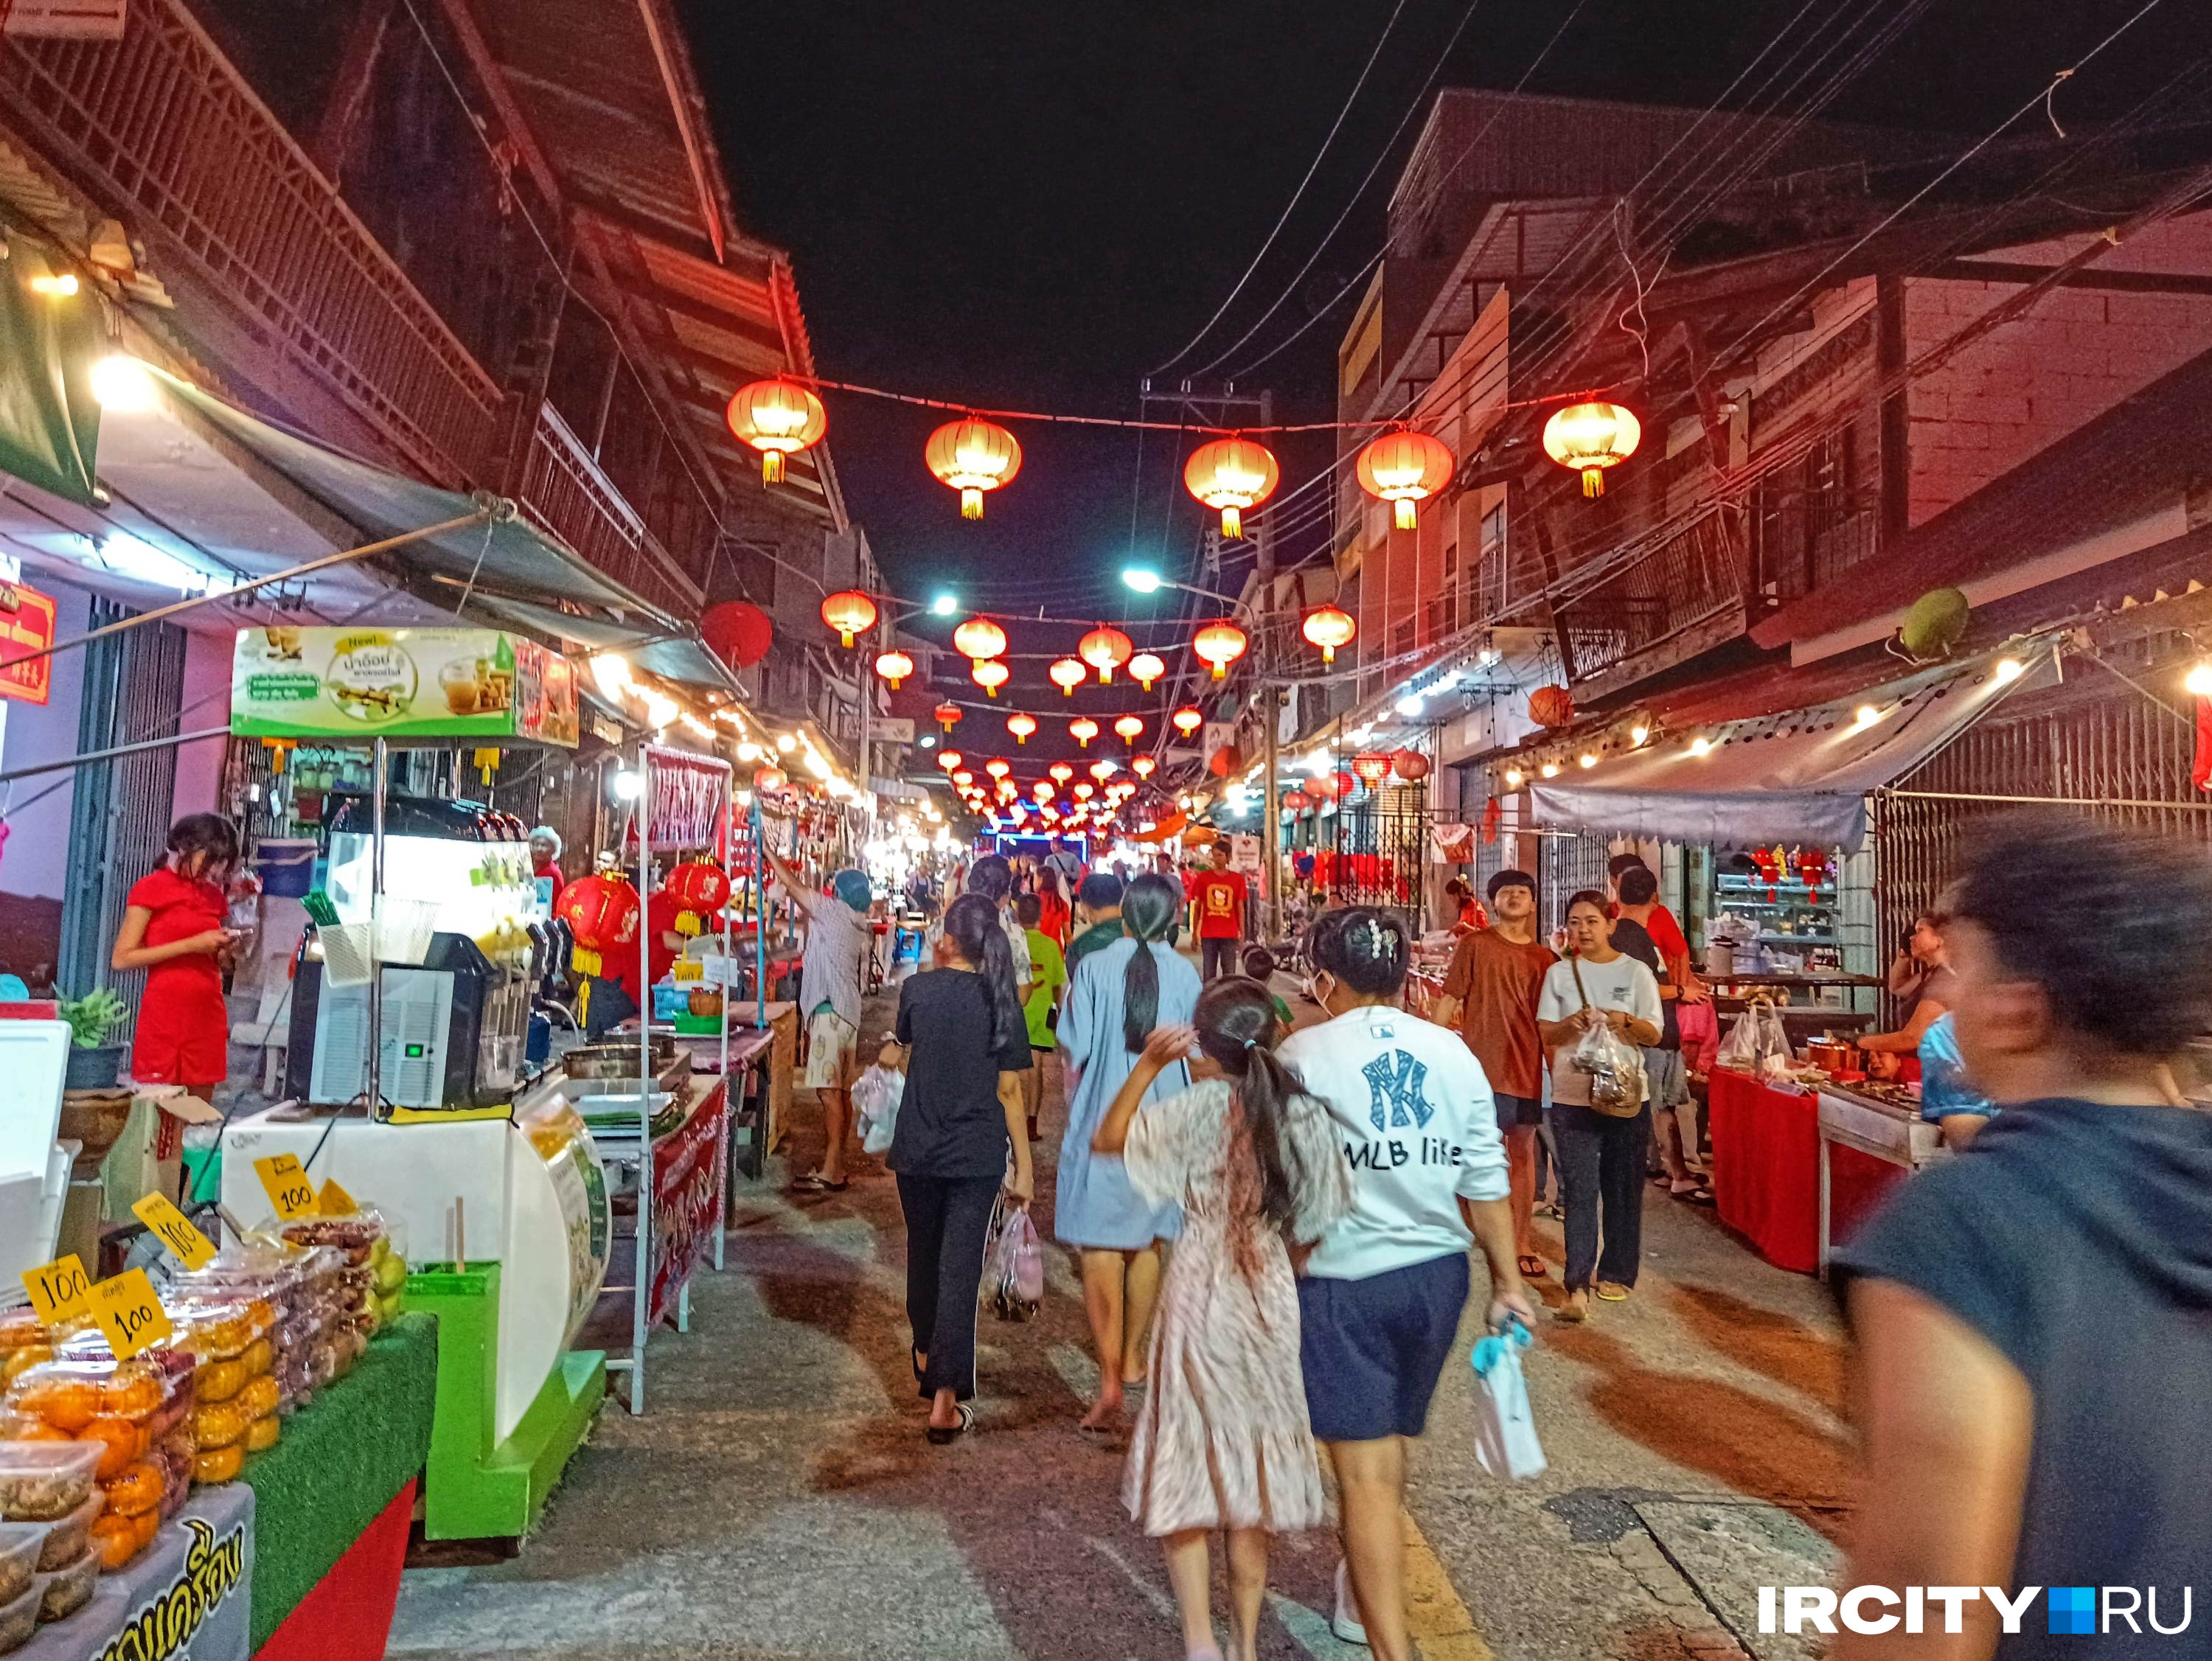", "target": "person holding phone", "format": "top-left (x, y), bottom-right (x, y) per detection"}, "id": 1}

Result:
top-left (111, 813), bottom-right (243, 1094)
